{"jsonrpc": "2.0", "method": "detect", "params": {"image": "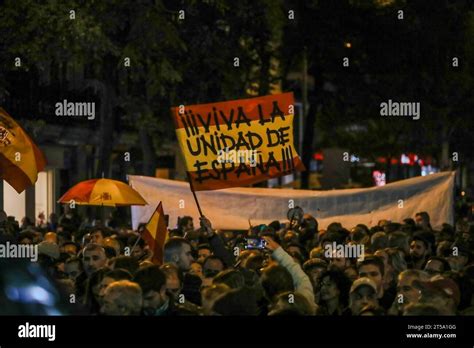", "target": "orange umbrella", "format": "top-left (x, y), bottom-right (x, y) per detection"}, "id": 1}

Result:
top-left (58, 178), bottom-right (147, 207)
top-left (0, 108), bottom-right (46, 193)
